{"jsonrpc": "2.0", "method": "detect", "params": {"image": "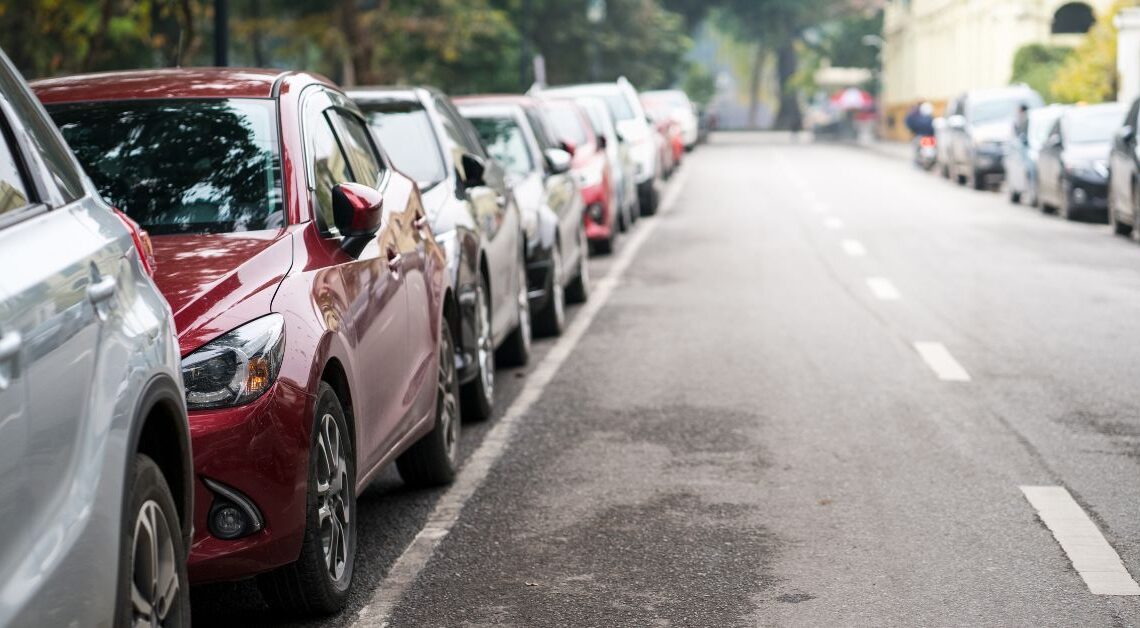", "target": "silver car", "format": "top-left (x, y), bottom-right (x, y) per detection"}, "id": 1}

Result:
top-left (0, 50), bottom-right (193, 626)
